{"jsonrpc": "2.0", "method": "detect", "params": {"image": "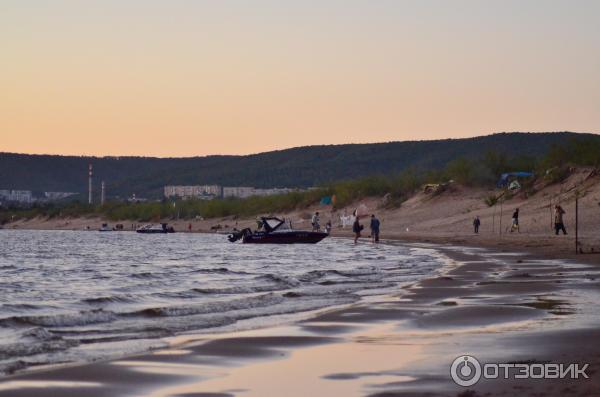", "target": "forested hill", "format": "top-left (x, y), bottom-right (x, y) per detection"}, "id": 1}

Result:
top-left (0, 132), bottom-right (595, 198)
